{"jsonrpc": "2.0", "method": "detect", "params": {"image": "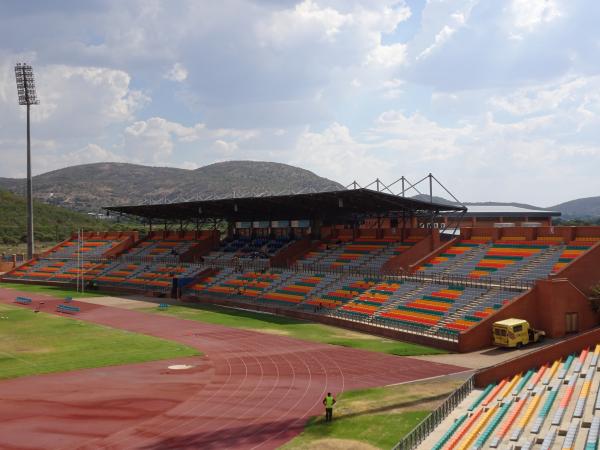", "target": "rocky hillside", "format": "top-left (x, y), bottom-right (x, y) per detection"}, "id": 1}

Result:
top-left (552, 196), bottom-right (600, 218)
top-left (0, 161), bottom-right (344, 212)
